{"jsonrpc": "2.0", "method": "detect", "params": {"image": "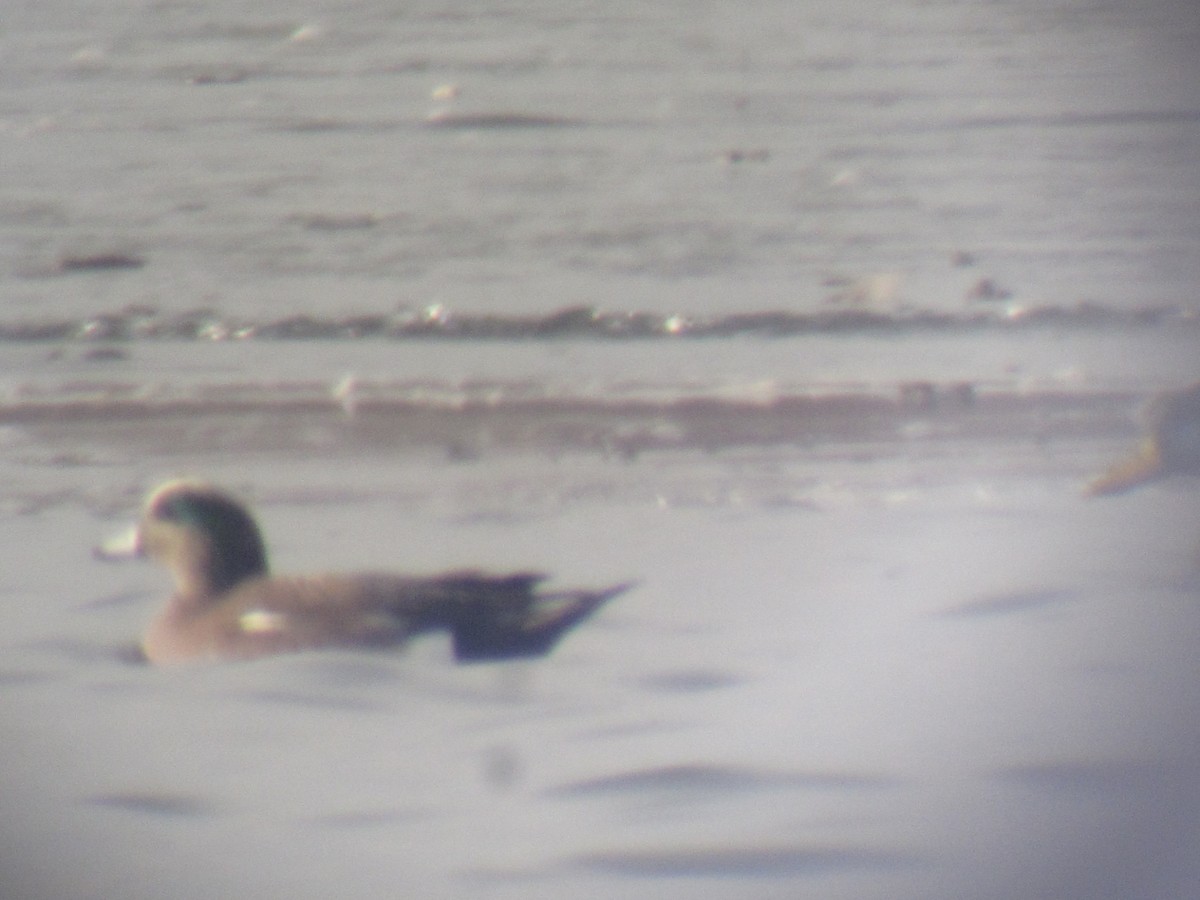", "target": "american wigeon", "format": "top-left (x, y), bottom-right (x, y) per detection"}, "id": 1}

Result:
top-left (96, 479), bottom-right (630, 665)
top-left (1086, 381), bottom-right (1200, 496)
